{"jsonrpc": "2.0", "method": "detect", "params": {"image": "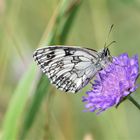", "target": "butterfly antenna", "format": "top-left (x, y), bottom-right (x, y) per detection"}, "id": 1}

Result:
top-left (106, 40), bottom-right (116, 48)
top-left (104, 24), bottom-right (114, 48)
